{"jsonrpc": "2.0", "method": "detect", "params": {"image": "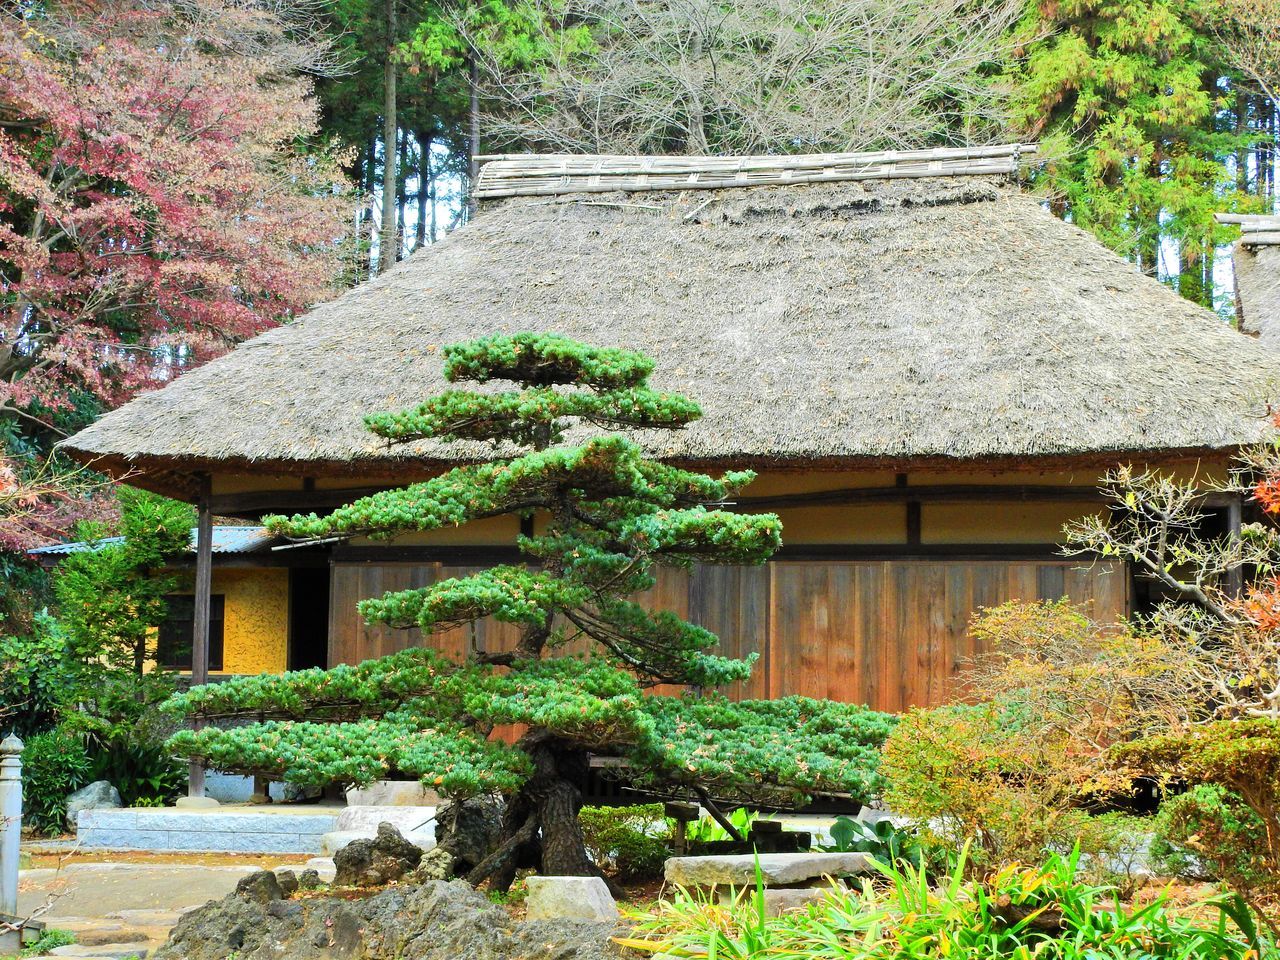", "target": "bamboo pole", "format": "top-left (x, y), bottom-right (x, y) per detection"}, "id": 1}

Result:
top-left (475, 158), bottom-right (1022, 199)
